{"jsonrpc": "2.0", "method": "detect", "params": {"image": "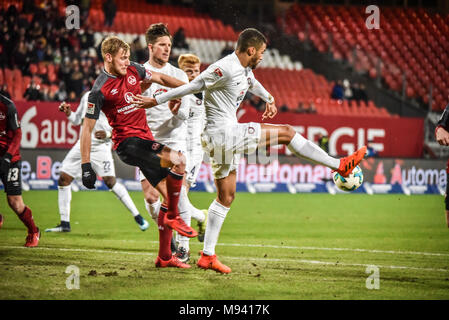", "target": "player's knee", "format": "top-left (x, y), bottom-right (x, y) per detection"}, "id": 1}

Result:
top-left (172, 152), bottom-right (186, 174)
top-left (103, 176), bottom-right (116, 189)
top-left (282, 124), bottom-right (296, 140)
top-left (58, 172), bottom-right (73, 186)
top-left (7, 196), bottom-right (24, 214)
top-left (145, 188), bottom-right (160, 203)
